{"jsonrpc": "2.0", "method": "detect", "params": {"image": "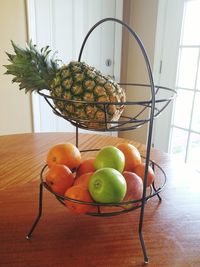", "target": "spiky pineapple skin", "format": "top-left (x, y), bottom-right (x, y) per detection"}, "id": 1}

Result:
top-left (51, 61), bottom-right (125, 129)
